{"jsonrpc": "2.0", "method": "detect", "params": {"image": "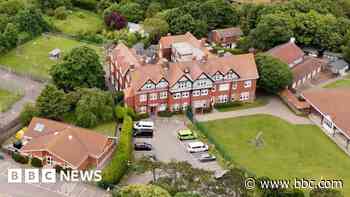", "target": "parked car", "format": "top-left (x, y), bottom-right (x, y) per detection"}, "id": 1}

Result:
top-left (177, 129), bottom-right (197, 140)
top-left (198, 153), bottom-right (216, 162)
top-left (186, 141), bottom-right (208, 153)
top-left (133, 129), bottom-right (154, 138)
top-left (134, 142), bottom-right (152, 151)
top-left (133, 121), bottom-right (154, 130)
